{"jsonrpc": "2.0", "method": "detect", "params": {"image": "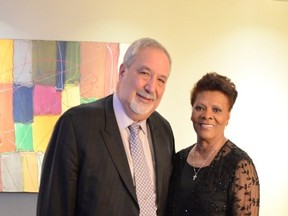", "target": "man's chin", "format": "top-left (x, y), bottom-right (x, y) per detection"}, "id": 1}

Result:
top-left (130, 103), bottom-right (154, 116)
top-left (129, 109), bottom-right (155, 122)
